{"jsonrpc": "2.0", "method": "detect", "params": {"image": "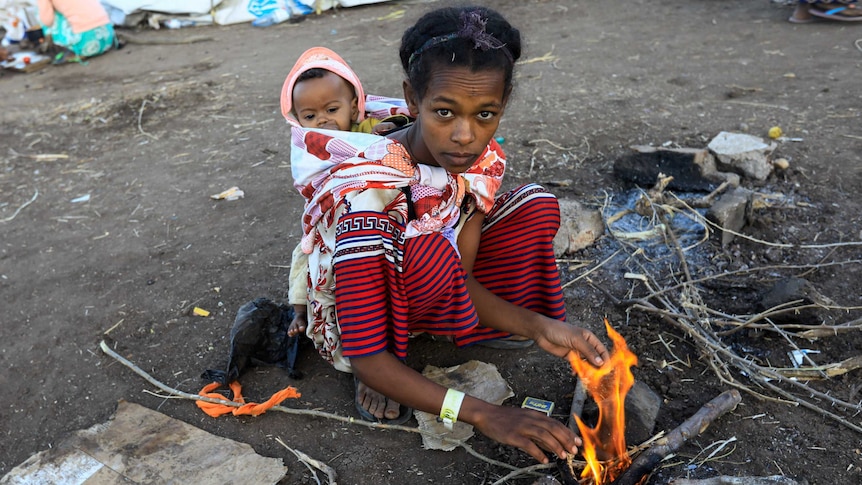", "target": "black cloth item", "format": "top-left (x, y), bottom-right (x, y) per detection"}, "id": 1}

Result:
top-left (201, 297), bottom-right (303, 384)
